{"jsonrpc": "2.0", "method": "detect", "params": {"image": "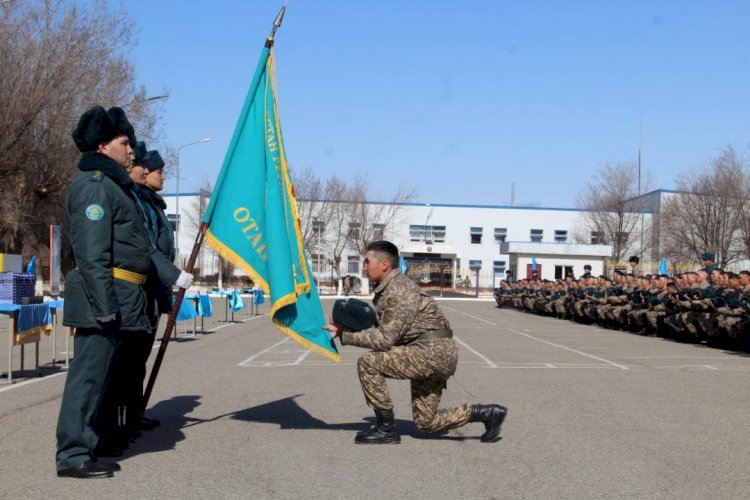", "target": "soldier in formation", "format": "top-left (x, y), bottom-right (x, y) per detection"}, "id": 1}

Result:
top-left (494, 253), bottom-right (750, 348)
